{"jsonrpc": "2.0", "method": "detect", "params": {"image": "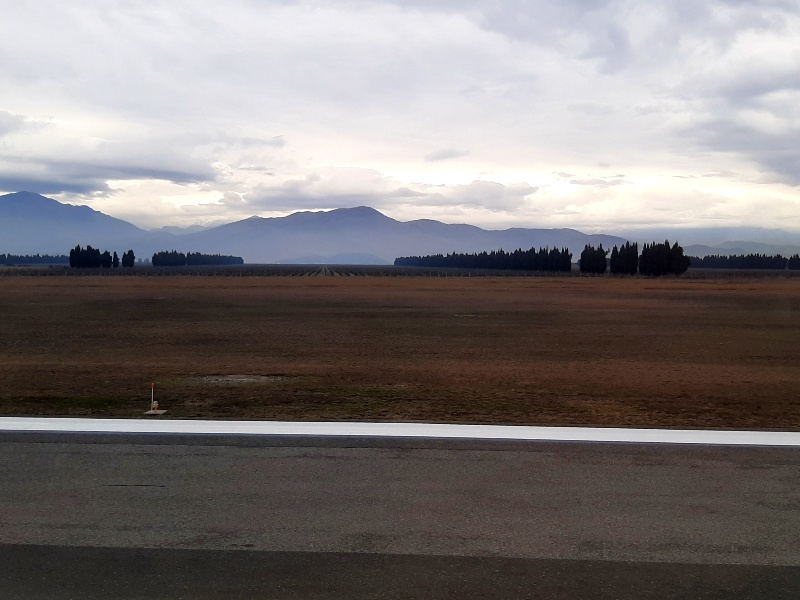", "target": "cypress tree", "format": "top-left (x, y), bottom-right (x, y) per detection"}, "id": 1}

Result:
top-left (610, 246), bottom-right (620, 274)
top-left (640, 240), bottom-right (689, 276)
top-left (669, 242), bottom-right (690, 275)
top-left (121, 250), bottom-right (135, 267)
